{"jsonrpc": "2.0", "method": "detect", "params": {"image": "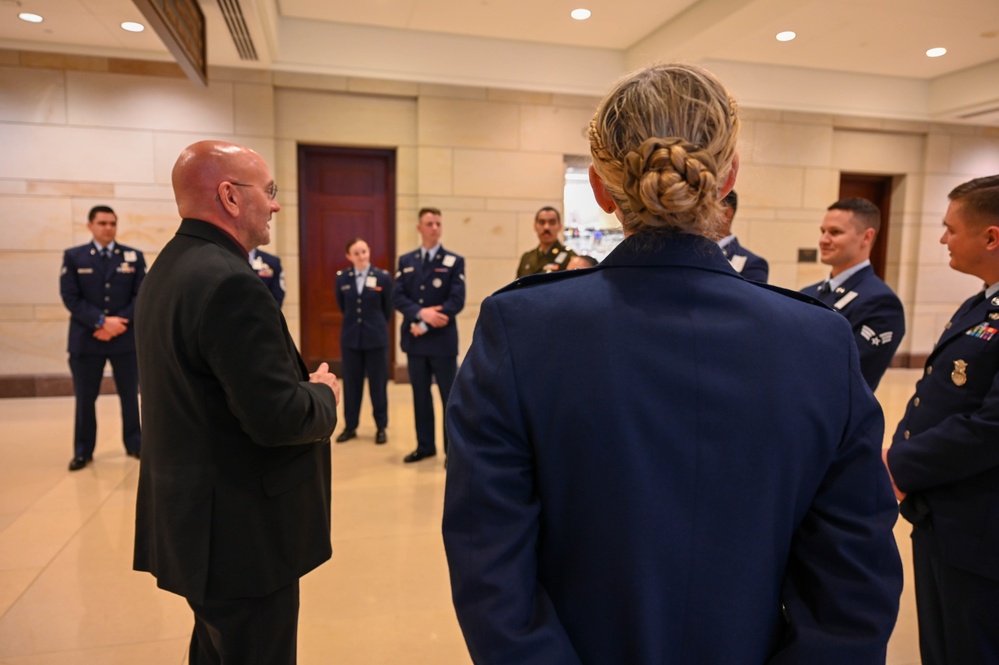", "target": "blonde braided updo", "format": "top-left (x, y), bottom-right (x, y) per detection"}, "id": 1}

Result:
top-left (589, 64), bottom-right (740, 238)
